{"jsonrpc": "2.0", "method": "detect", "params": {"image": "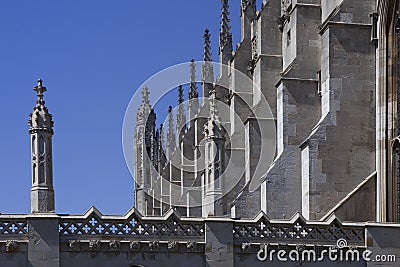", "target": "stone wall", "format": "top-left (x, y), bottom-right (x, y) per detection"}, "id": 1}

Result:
top-left (260, 0), bottom-right (322, 220)
top-left (305, 0), bottom-right (376, 219)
